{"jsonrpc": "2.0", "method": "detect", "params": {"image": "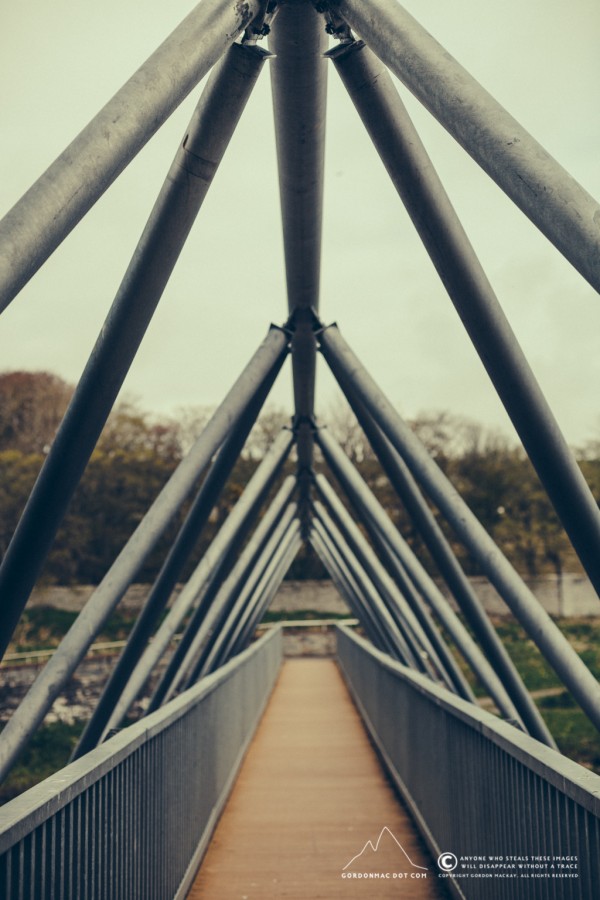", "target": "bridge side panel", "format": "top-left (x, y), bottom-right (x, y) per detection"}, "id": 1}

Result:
top-left (0, 628), bottom-right (283, 900)
top-left (336, 625), bottom-right (600, 900)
